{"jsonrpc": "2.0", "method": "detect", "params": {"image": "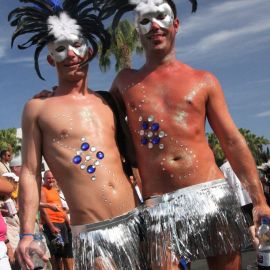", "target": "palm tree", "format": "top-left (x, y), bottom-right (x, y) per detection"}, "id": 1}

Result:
top-left (206, 132), bottom-right (225, 166)
top-left (239, 128), bottom-right (270, 164)
top-left (98, 20), bottom-right (143, 72)
top-left (207, 129), bottom-right (270, 165)
top-left (0, 128), bottom-right (22, 156)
